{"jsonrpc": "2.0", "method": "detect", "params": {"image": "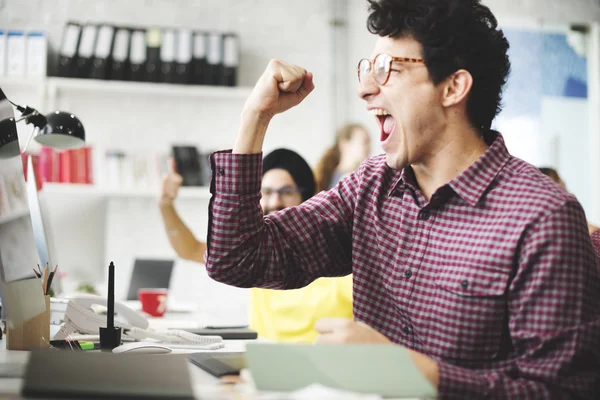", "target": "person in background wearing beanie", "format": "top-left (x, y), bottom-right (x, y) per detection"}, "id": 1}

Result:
top-left (159, 148), bottom-right (352, 343)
